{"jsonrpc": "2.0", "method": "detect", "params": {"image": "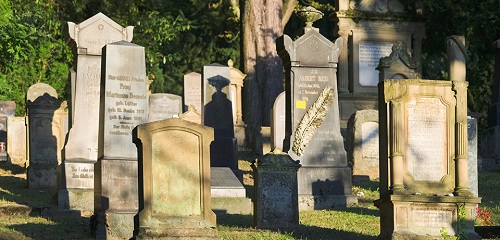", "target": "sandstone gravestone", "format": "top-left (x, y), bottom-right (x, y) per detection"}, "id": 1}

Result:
top-left (61, 13), bottom-right (133, 211)
top-left (148, 93), bottom-right (182, 122)
top-left (180, 105), bottom-right (202, 124)
top-left (376, 79), bottom-right (481, 239)
top-left (94, 41), bottom-right (147, 239)
top-left (183, 72), bottom-right (202, 113)
top-left (228, 59), bottom-right (247, 148)
top-left (277, 7), bottom-right (356, 210)
top-left (252, 149), bottom-right (301, 229)
top-left (271, 91), bottom-right (285, 151)
top-left (134, 118), bottom-right (218, 239)
top-left (333, 0), bottom-right (425, 128)
top-left (346, 110), bottom-right (379, 181)
top-left (26, 83), bottom-right (68, 189)
top-left (7, 116), bottom-right (27, 165)
top-left (202, 63), bottom-right (238, 171)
